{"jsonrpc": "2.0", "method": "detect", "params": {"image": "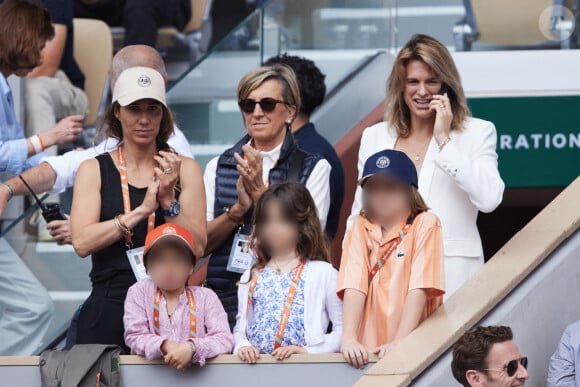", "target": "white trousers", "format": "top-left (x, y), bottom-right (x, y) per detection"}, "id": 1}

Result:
top-left (0, 238), bottom-right (54, 355)
top-left (443, 254), bottom-right (485, 301)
